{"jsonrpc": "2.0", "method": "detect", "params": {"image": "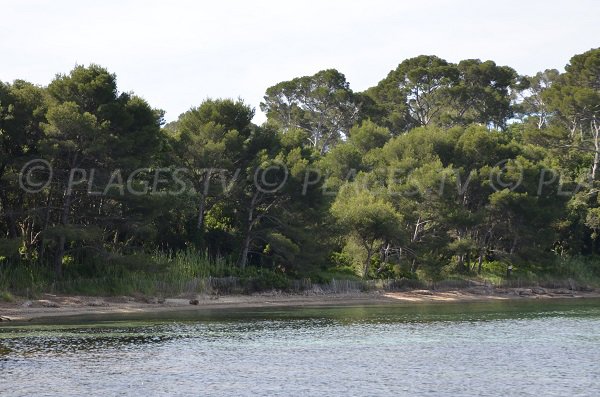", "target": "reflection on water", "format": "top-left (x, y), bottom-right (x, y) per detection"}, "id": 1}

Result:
top-left (1, 299), bottom-right (600, 396)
